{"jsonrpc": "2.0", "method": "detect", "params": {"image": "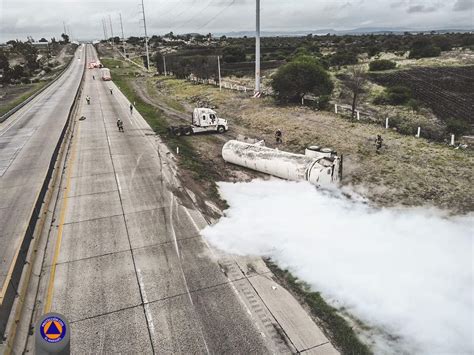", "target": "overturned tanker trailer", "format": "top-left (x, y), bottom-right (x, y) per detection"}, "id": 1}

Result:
top-left (222, 140), bottom-right (342, 186)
